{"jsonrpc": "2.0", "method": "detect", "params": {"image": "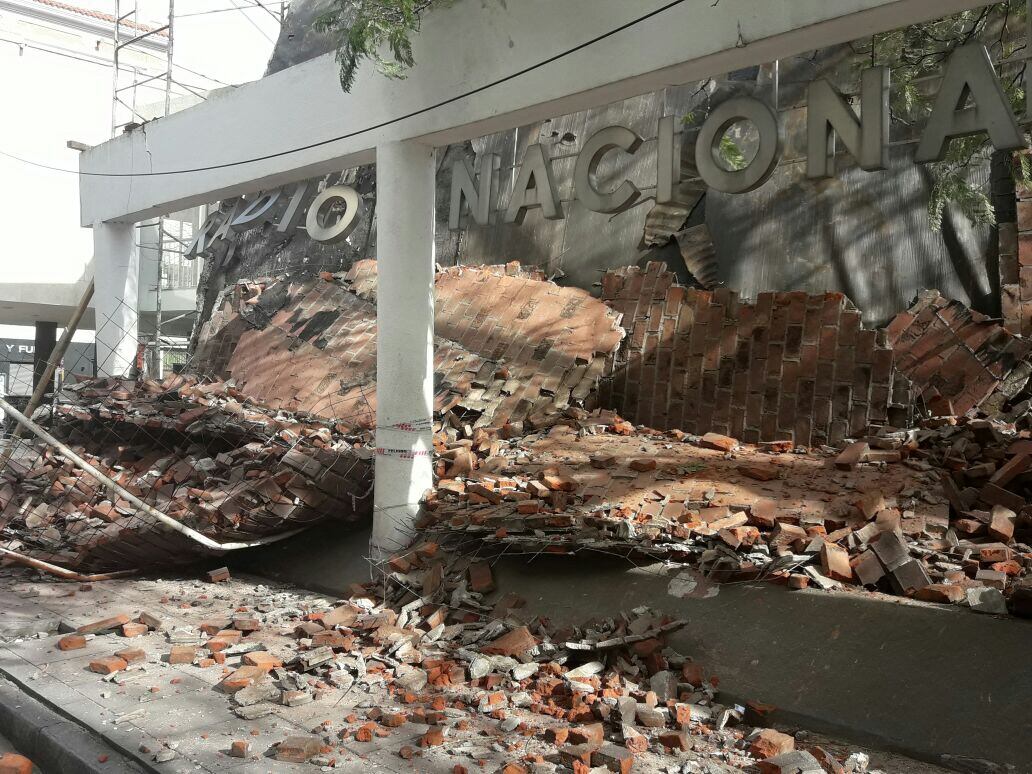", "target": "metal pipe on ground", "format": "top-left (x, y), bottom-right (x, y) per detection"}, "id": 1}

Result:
top-left (0, 396), bottom-right (306, 553)
top-left (0, 547), bottom-right (137, 582)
